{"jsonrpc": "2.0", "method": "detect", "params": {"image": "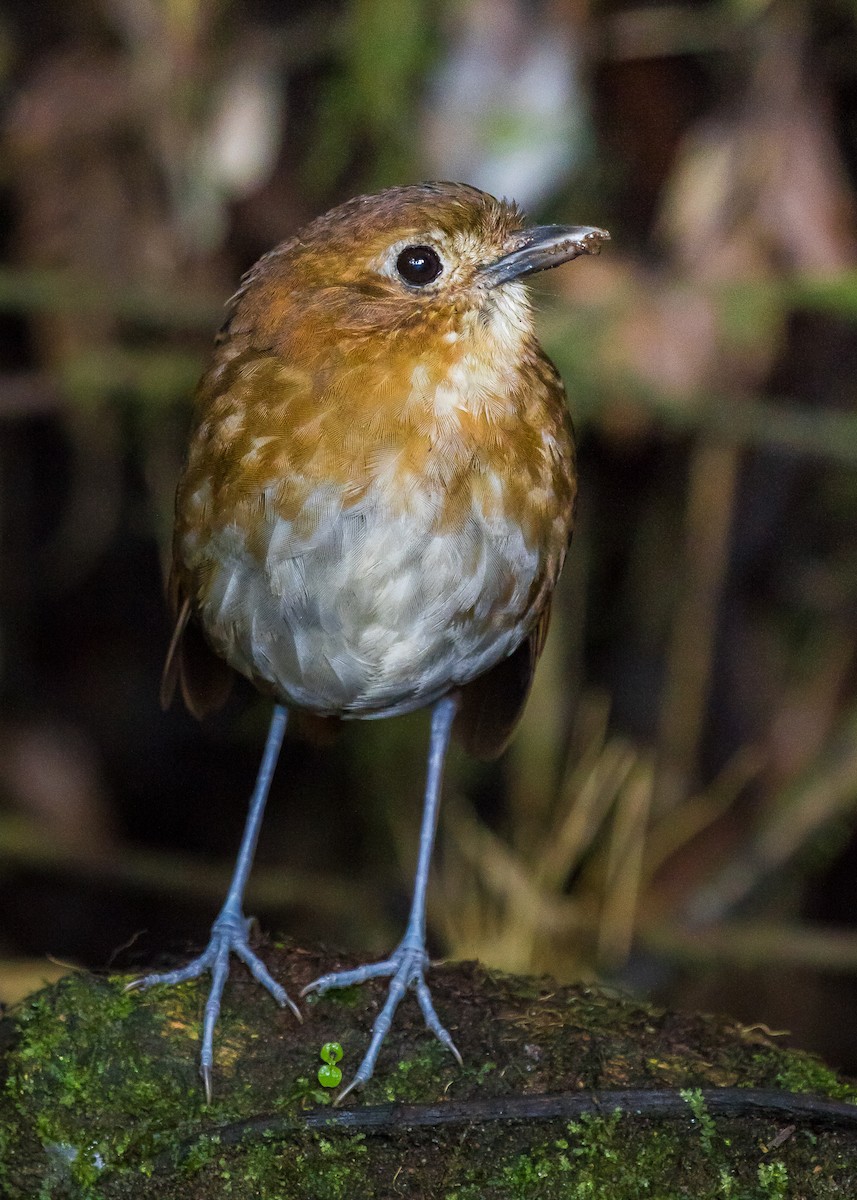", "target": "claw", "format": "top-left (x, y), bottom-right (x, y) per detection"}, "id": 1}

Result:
top-left (282, 993), bottom-right (303, 1022)
top-left (332, 1074), bottom-right (361, 1107)
top-left (308, 698), bottom-right (463, 1100)
top-left (126, 707), bottom-right (294, 1096)
top-left (125, 907), bottom-right (299, 1096)
top-left (305, 943), bottom-right (460, 1101)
